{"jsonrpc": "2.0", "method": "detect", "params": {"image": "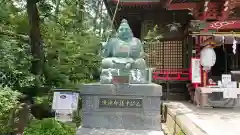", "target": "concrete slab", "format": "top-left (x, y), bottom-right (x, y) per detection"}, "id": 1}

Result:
top-left (166, 101), bottom-right (240, 135)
